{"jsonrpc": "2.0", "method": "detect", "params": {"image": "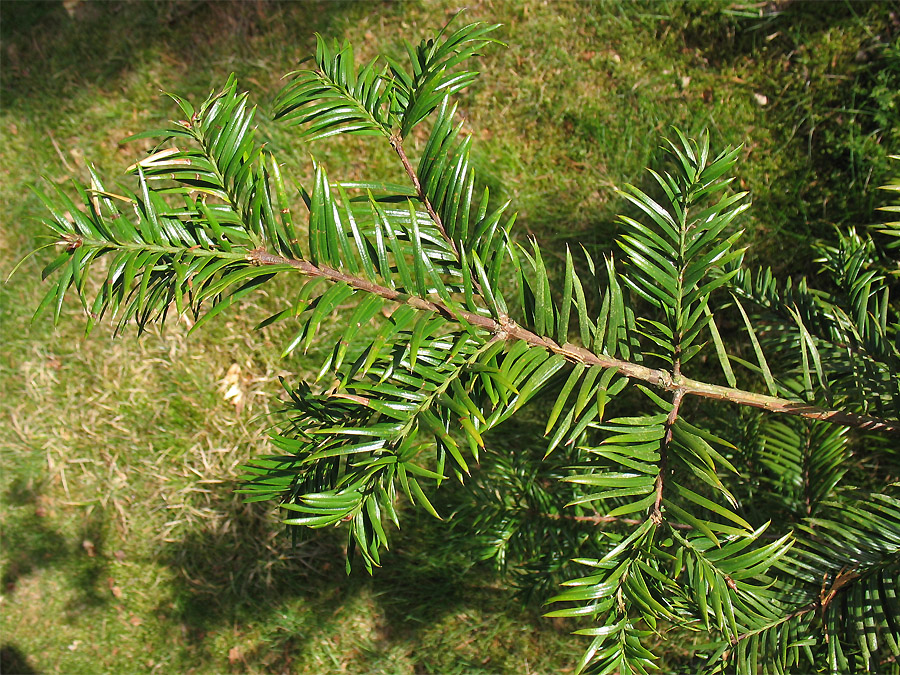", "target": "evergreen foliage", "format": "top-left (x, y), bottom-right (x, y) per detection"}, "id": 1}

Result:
top-left (29, 19), bottom-right (900, 674)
